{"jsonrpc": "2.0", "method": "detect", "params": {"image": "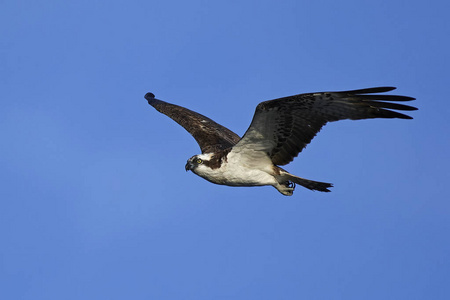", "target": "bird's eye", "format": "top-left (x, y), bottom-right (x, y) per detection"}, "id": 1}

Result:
top-left (197, 158), bottom-right (203, 164)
